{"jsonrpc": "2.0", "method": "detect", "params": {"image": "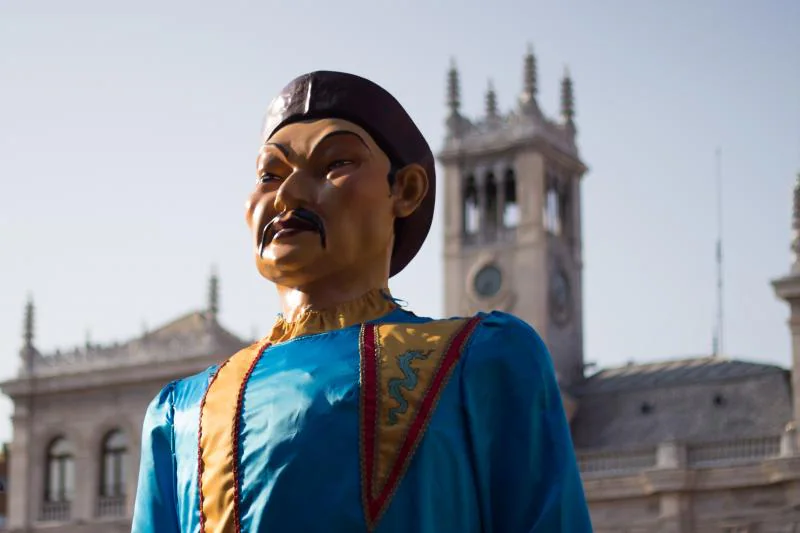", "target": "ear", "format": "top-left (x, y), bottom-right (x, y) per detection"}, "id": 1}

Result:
top-left (391, 164), bottom-right (429, 218)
